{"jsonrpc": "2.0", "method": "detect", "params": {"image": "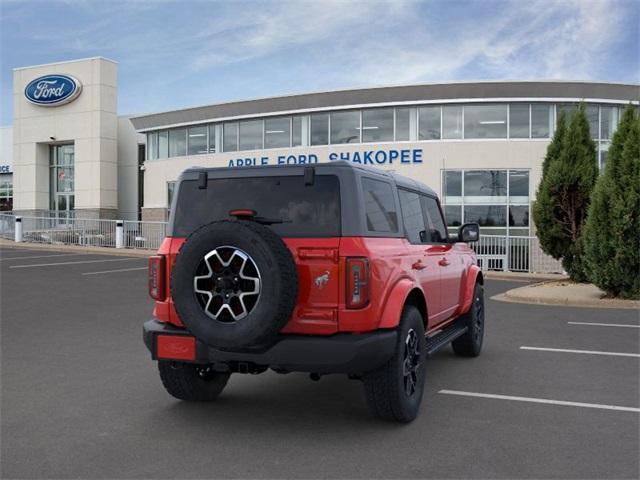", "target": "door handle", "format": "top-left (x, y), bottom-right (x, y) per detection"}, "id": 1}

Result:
top-left (438, 258), bottom-right (450, 267)
top-left (412, 260), bottom-right (426, 271)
